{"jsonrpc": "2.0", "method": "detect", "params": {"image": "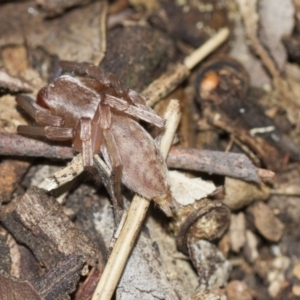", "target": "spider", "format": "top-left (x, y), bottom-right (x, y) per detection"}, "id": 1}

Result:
top-left (16, 61), bottom-right (174, 217)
